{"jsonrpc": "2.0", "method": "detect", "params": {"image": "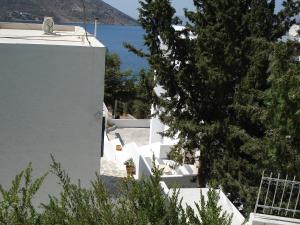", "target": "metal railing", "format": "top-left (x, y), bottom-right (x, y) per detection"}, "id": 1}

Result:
top-left (254, 172), bottom-right (300, 218)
